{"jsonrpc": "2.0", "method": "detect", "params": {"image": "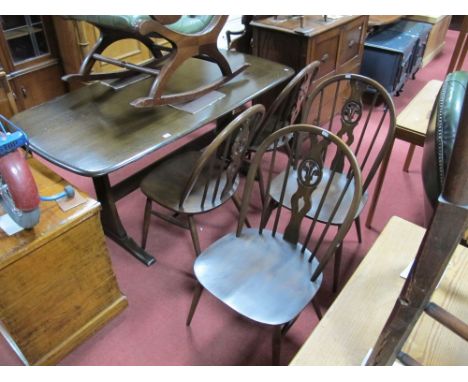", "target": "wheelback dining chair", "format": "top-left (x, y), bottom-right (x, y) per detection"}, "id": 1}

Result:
top-left (263, 73), bottom-right (396, 292)
top-left (186, 124), bottom-right (363, 365)
top-left (62, 16), bottom-right (249, 108)
top-left (246, 60), bottom-right (321, 203)
top-left (139, 104), bottom-right (265, 257)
